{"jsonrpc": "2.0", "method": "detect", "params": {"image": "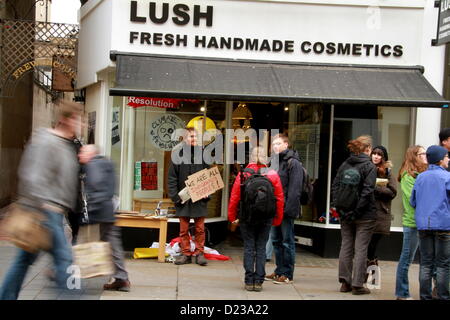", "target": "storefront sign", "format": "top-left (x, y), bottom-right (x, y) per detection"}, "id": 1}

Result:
top-left (185, 166), bottom-right (224, 203)
top-left (149, 114), bottom-right (185, 150)
top-left (127, 97), bottom-right (199, 108)
top-left (128, 97), bottom-right (179, 108)
top-left (435, 0), bottom-right (450, 45)
top-left (79, 0), bottom-right (427, 88)
top-left (125, 1), bottom-right (405, 58)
